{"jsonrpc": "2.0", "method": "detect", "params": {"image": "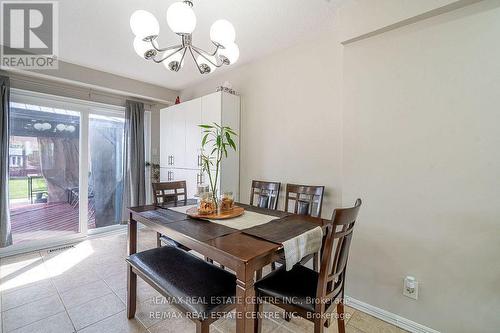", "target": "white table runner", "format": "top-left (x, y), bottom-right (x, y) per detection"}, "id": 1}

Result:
top-left (168, 205), bottom-right (278, 230)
